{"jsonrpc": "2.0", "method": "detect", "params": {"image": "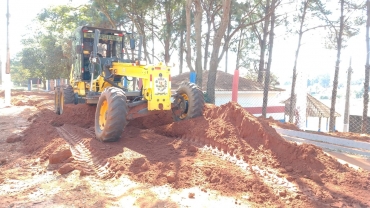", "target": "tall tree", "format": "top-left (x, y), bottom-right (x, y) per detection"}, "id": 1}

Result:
top-left (10, 55), bottom-right (31, 86)
top-left (317, 0), bottom-right (362, 132)
top-left (262, 0), bottom-right (277, 118)
top-left (185, 0), bottom-right (195, 73)
top-left (201, 0), bottom-right (221, 71)
top-left (194, 0), bottom-right (203, 86)
top-left (21, 32), bottom-right (65, 88)
top-left (206, 0), bottom-right (232, 103)
top-left (36, 4), bottom-right (100, 80)
top-left (166, 0), bottom-right (183, 64)
top-left (329, 0), bottom-right (345, 132)
top-left (112, 0), bottom-right (155, 61)
top-left (185, 0), bottom-right (205, 85)
top-left (179, 8), bottom-right (186, 74)
top-left (256, 0), bottom-right (271, 83)
top-left (202, 0), bottom-right (276, 103)
top-left (288, 0), bottom-right (310, 123)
